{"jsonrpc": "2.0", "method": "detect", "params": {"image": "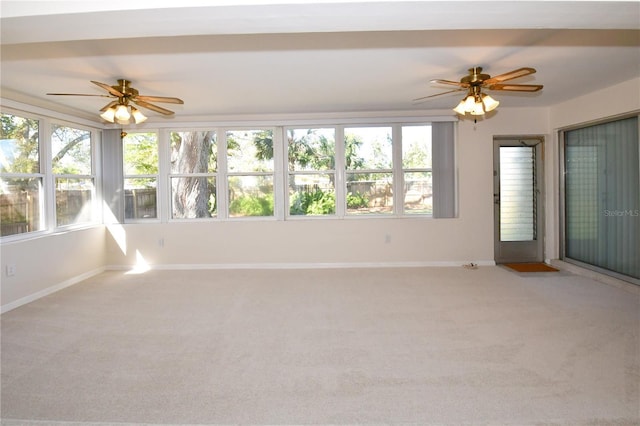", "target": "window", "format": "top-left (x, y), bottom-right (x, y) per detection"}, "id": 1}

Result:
top-left (345, 126), bottom-right (393, 215)
top-left (51, 124), bottom-right (94, 227)
top-left (123, 132), bottom-right (158, 220)
top-left (170, 131), bottom-right (217, 219)
top-left (0, 113), bottom-right (43, 236)
top-left (151, 122), bottom-right (446, 221)
top-left (113, 121), bottom-right (451, 223)
top-left (287, 128), bottom-right (336, 216)
top-left (563, 115), bottom-right (639, 281)
top-left (226, 129), bottom-right (275, 218)
top-left (402, 125), bottom-right (432, 215)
